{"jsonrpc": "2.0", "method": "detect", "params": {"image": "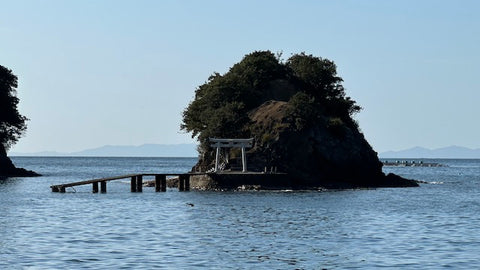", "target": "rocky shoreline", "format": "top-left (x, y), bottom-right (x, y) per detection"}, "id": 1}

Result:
top-left (0, 147), bottom-right (40, 178)
top-left (143, 172), bottom-right (418, 191)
